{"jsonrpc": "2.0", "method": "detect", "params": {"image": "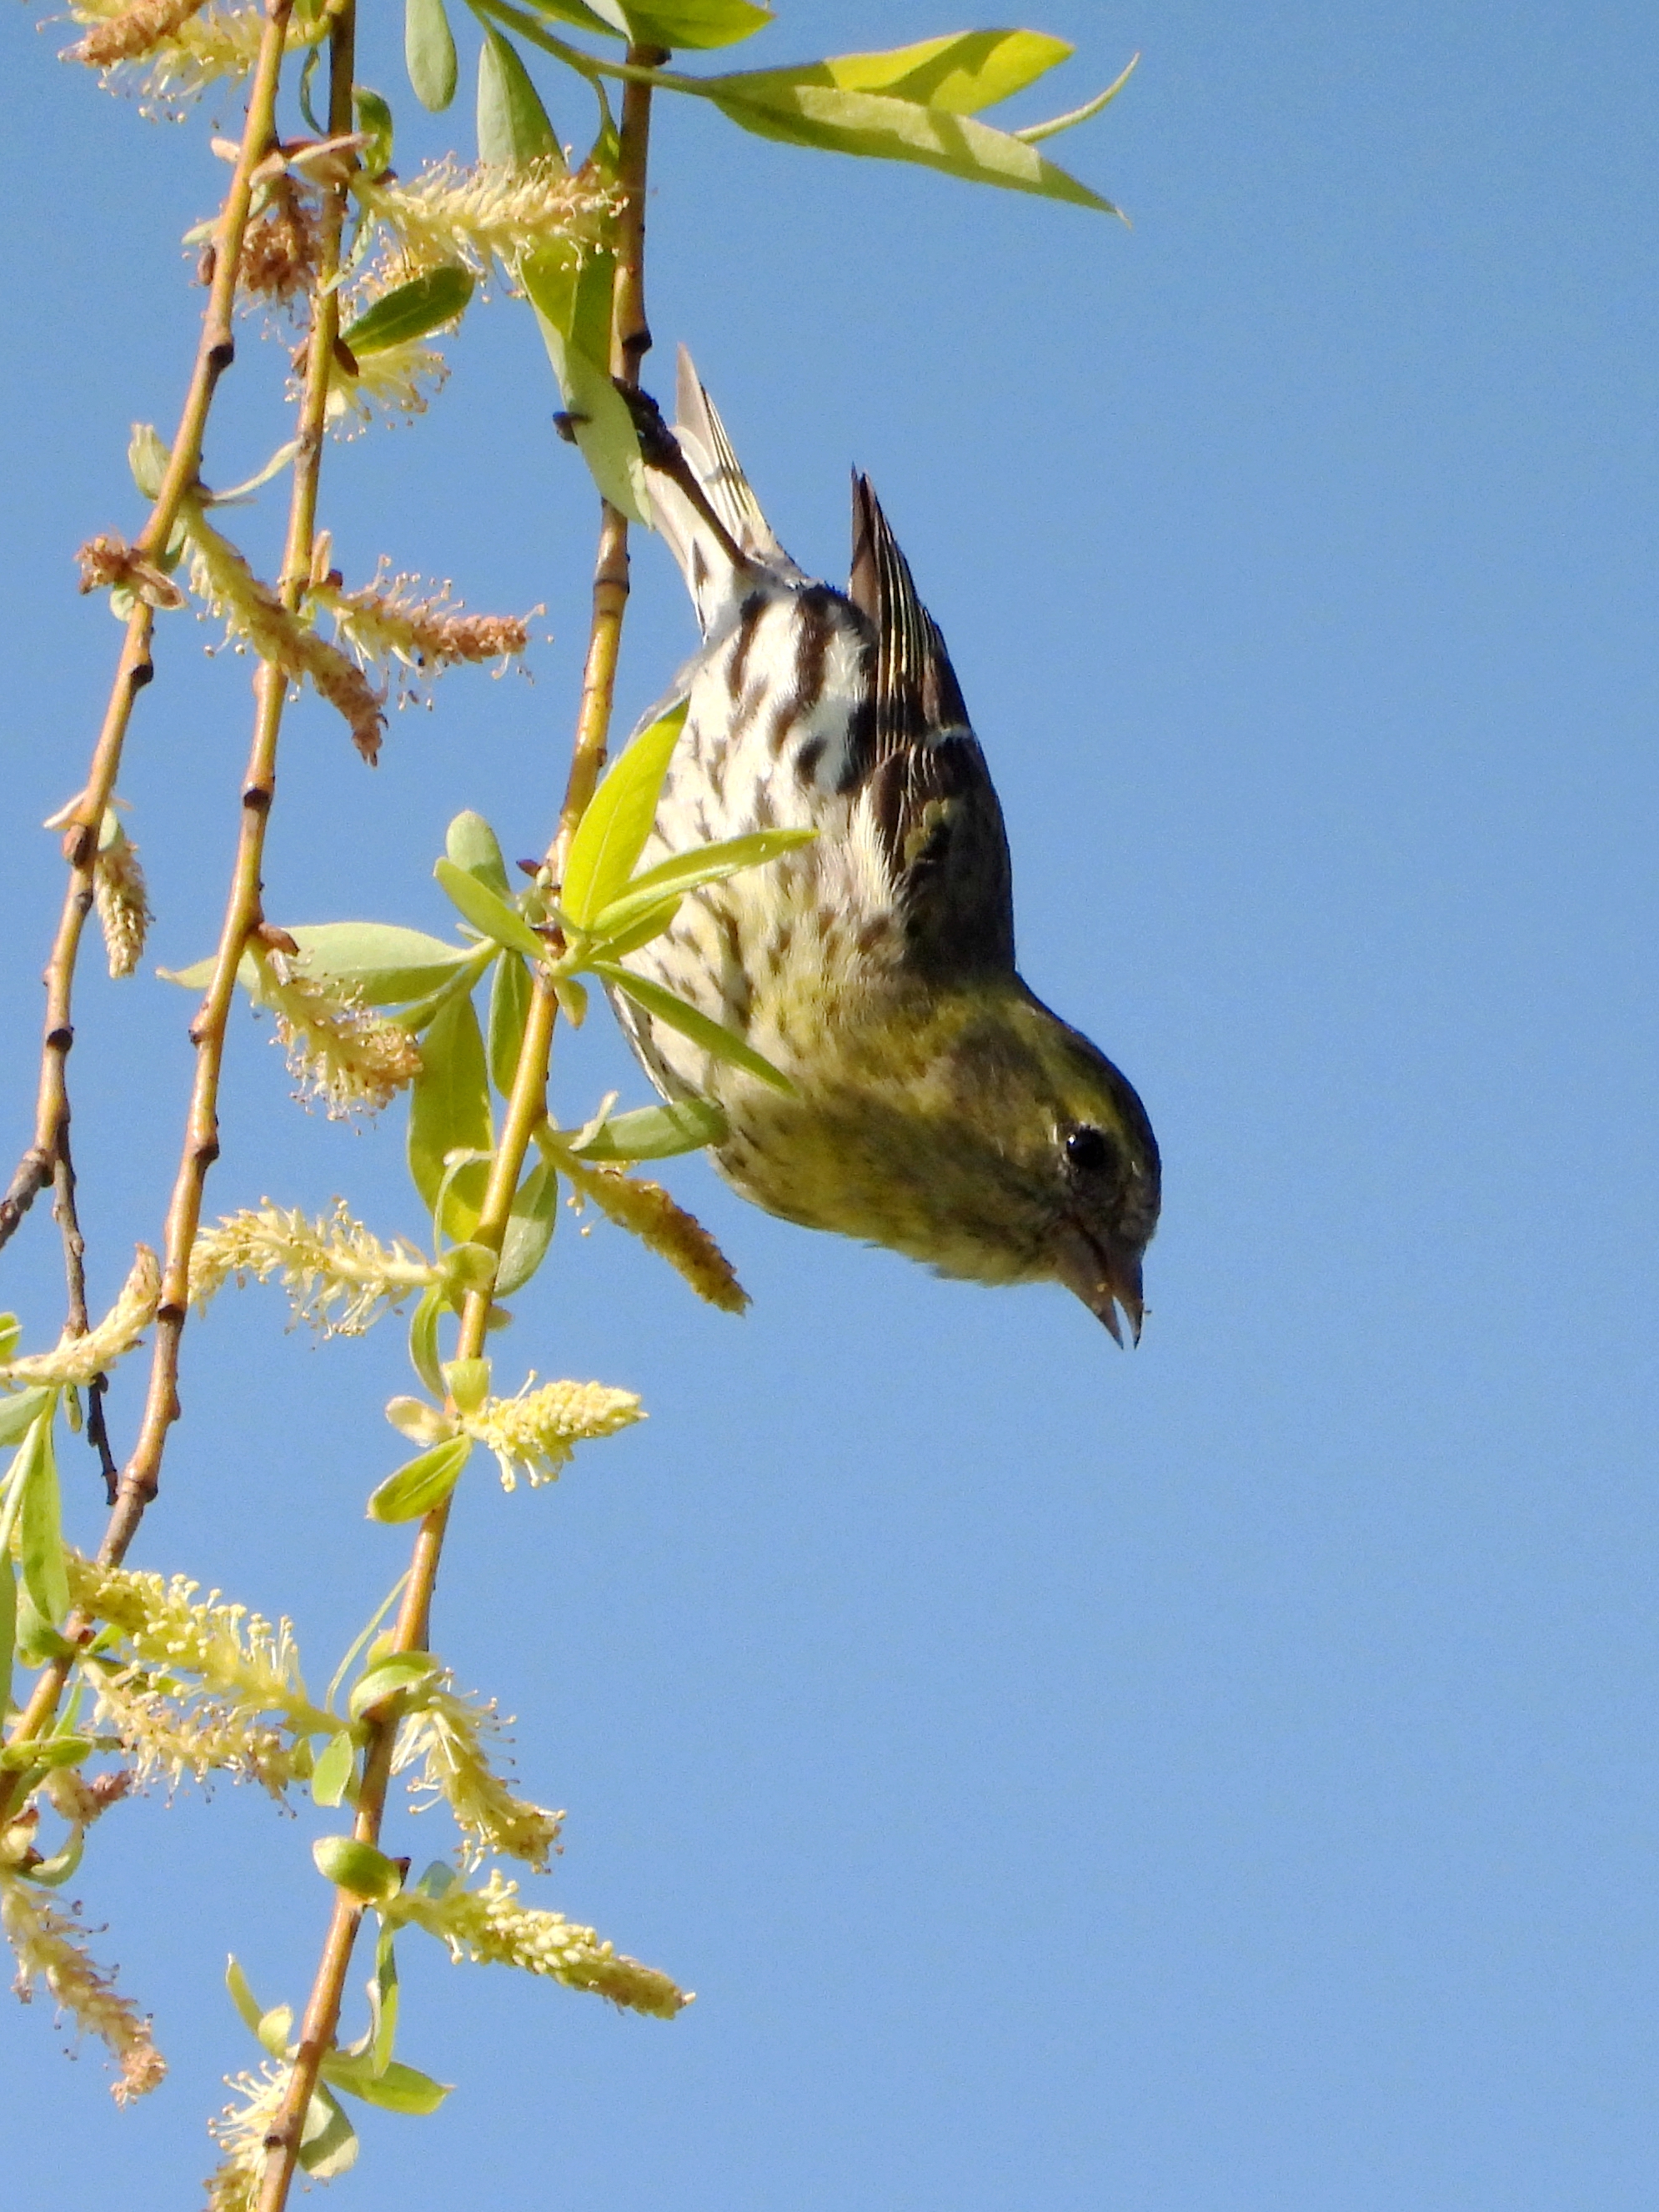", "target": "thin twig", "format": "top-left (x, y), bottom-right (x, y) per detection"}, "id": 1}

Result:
top-left (0, 0), bottom-right (327, 1819)
top-left (0, 0), bottom-right (298, 1261)
top-left (253, 52), bottom-right (664, 2212)
top-left (51, 1144), bottom-right (89, 1337)
top-left (50, 1138), bottom-right (118, 1502)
